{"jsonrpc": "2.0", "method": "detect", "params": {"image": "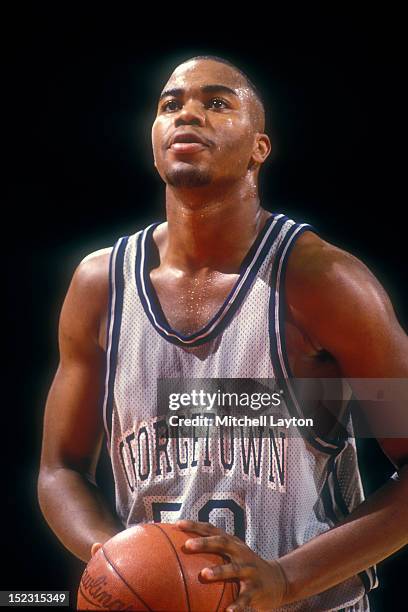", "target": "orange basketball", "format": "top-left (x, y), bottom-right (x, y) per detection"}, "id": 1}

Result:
top-left (77, 523), bottom-right (239, 611)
